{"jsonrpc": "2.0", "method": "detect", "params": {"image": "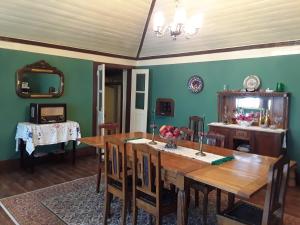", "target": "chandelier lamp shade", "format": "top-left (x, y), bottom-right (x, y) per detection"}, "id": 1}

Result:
top-left (153, 0), bottom-right (203, 40)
